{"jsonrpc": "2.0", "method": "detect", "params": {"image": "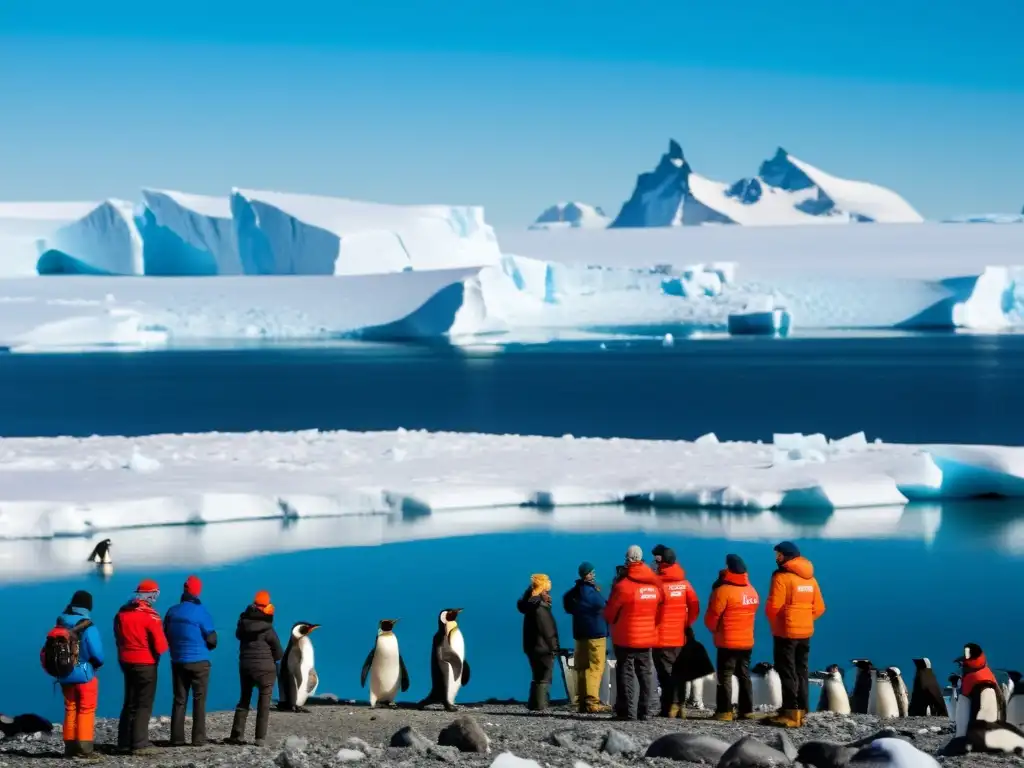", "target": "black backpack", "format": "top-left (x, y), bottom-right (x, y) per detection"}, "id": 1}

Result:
top-left (40, 618), bottom-right (92, 679)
